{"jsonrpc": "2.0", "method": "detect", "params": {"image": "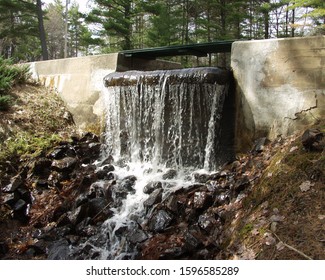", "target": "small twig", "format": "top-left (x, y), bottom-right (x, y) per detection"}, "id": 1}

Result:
top-left (91, 202), bottom-right (112, 222)
top-left (271, 231), bottom-right (313, 260)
